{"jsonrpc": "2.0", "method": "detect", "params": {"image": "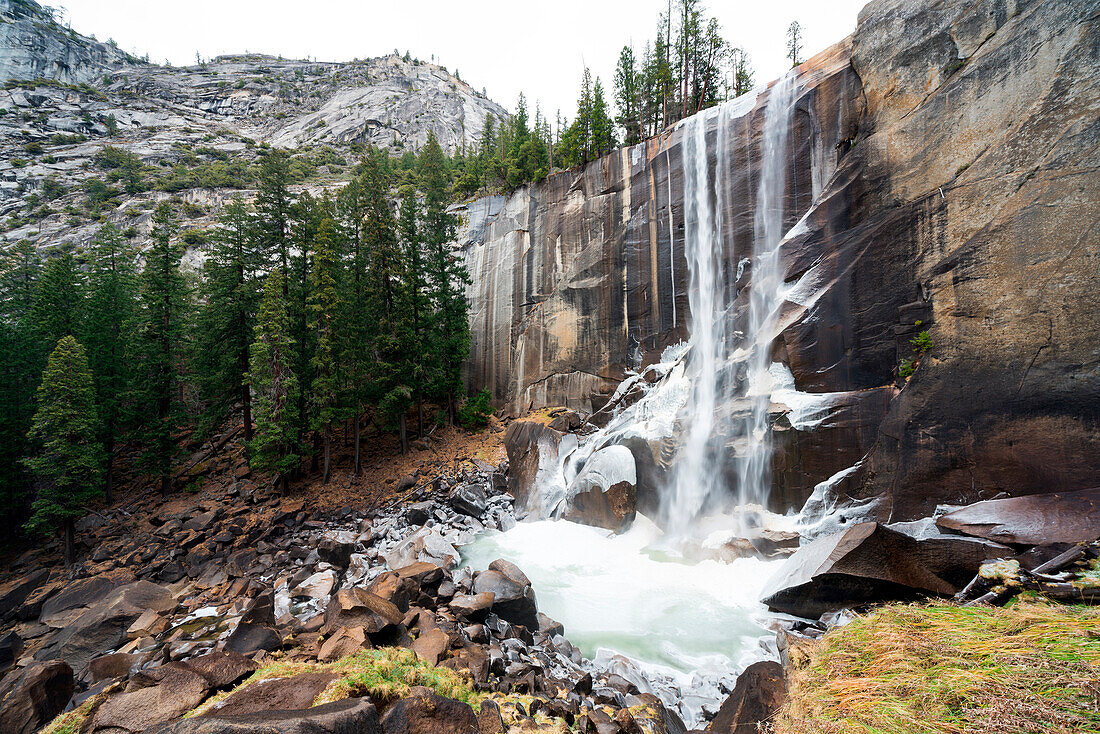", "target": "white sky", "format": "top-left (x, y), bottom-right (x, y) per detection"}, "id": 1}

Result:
top-left (54, 0), bottom-right (868, 120)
